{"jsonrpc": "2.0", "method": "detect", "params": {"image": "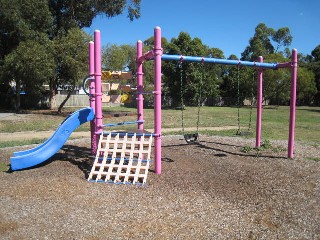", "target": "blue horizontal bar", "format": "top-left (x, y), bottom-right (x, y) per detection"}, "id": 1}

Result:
top-left (97, 157), bottom-right (151, 163)
top-left (103, 120), bottom-right (144, 127)
top-left (161, 54), bottom-right (279, 69)
top-left (101, 132), bottom-right (157, 137)
top-left (88, 179), bottom-right (146, 186)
